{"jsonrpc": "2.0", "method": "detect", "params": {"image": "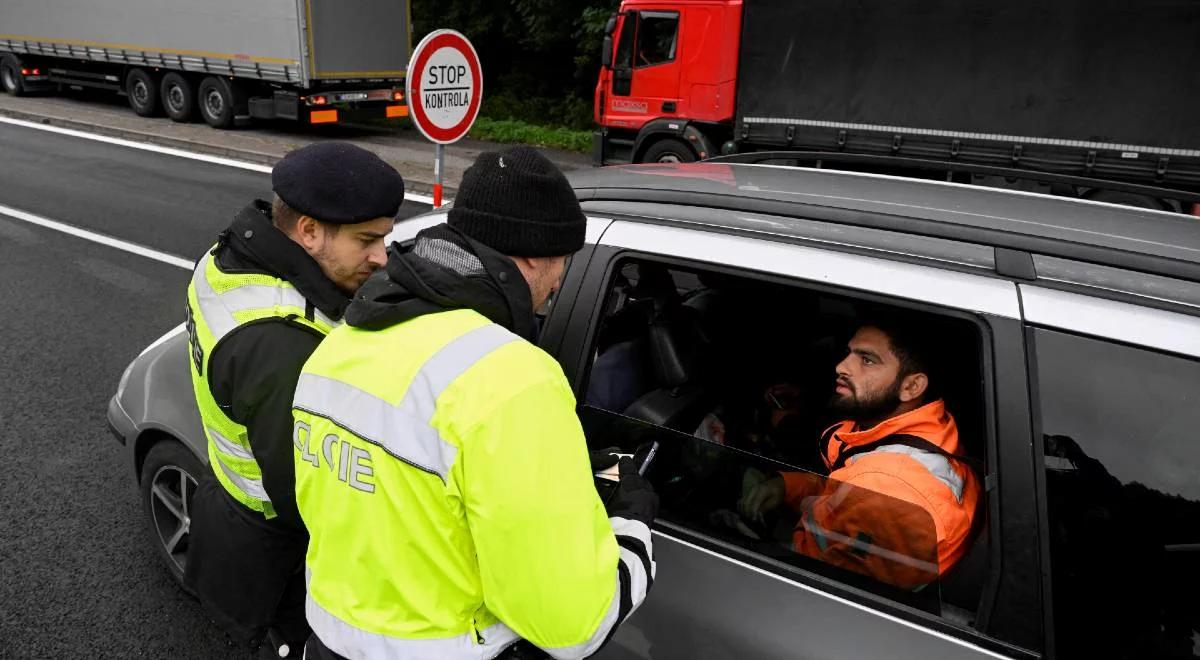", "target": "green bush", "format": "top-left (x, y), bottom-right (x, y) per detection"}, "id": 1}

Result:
top-left (481, 91), bottom-right (594, 131)
top-left (469, 117), bottom-right (592, 153)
